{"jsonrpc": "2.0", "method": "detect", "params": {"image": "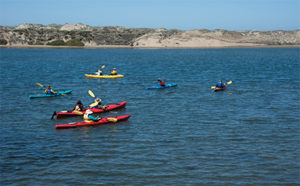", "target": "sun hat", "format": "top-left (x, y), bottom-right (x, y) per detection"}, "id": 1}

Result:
top-left (85, 109), bottom-right (93, 114)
